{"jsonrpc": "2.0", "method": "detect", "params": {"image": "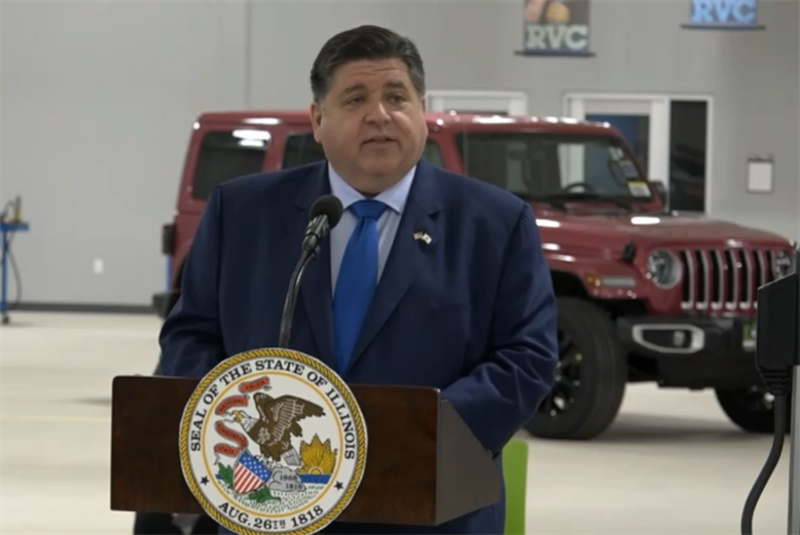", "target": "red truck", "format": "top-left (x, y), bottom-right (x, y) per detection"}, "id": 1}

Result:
top-left (154, 110), bottom-right (795, 440)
